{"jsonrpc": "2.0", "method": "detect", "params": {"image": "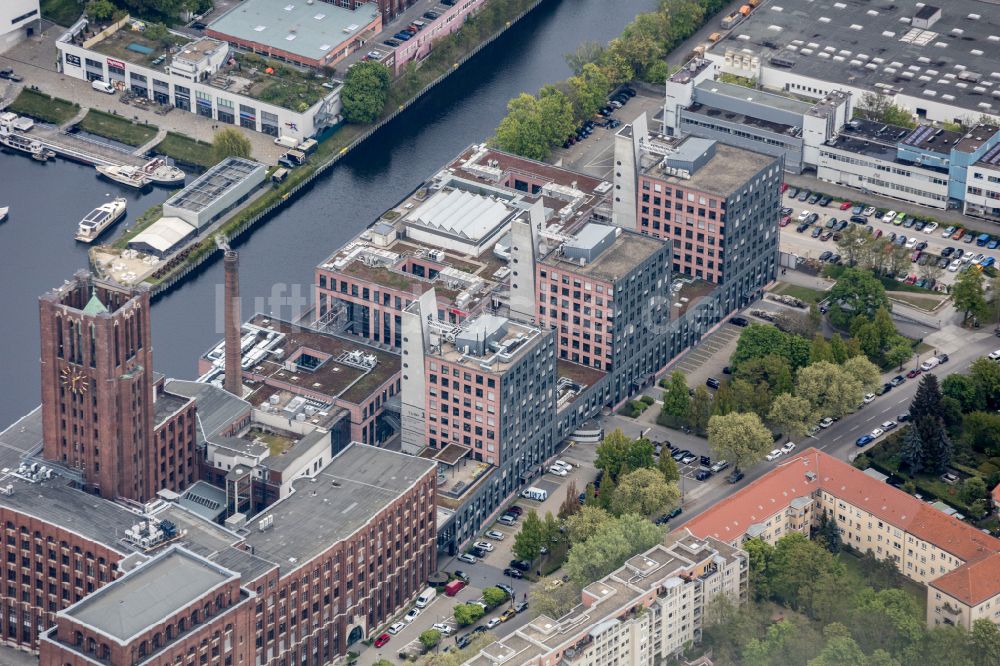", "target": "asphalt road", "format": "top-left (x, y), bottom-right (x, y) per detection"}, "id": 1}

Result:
top-left (673, 330), bottom-right (1000, 531)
